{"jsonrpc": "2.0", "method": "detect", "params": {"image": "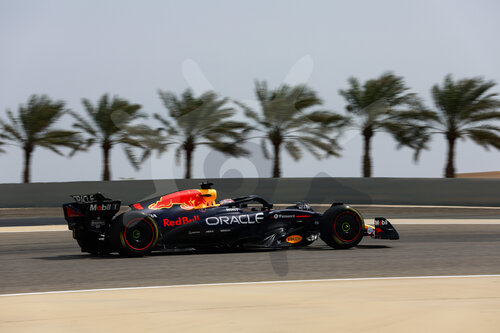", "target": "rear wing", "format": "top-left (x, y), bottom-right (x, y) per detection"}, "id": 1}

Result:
top-left (62, 193), bottom-right (121, 230)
